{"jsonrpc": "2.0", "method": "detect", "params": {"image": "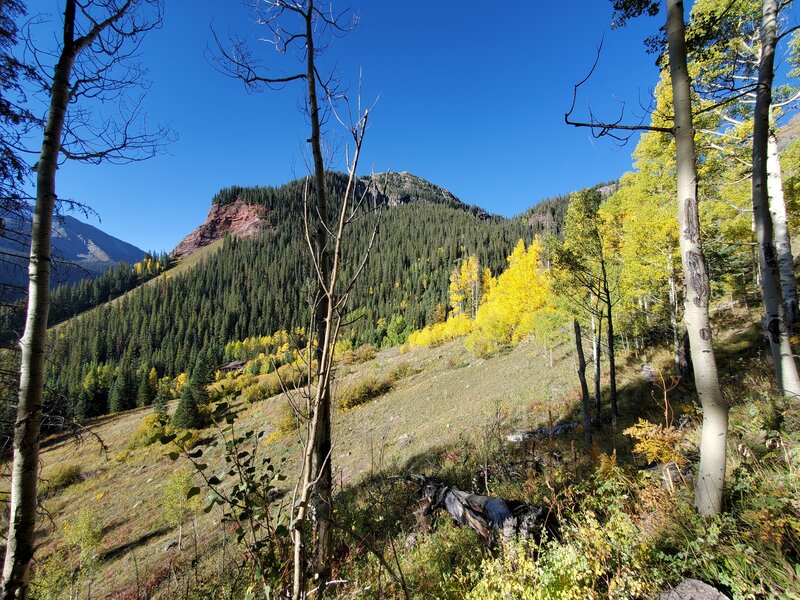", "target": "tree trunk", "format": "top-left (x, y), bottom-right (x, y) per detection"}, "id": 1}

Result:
top-left (601, 274), bottom-right (618, 428)
top-left (574, 320), bottom-right (592, 452)
top-left (1, 4), bottom-right (79, 596)
top-left (767, 127), bottom-right (798, 326)
top-left (292, 0), bottom-right (334, 594)
top-left (669, 262), bottom-right (681, 375)
top-left (591, 312), bottom-right (602, 419)
top-left (753, 0), bottom-right (800, 398)
top-left (666, 0), bottom-right (728, 516)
